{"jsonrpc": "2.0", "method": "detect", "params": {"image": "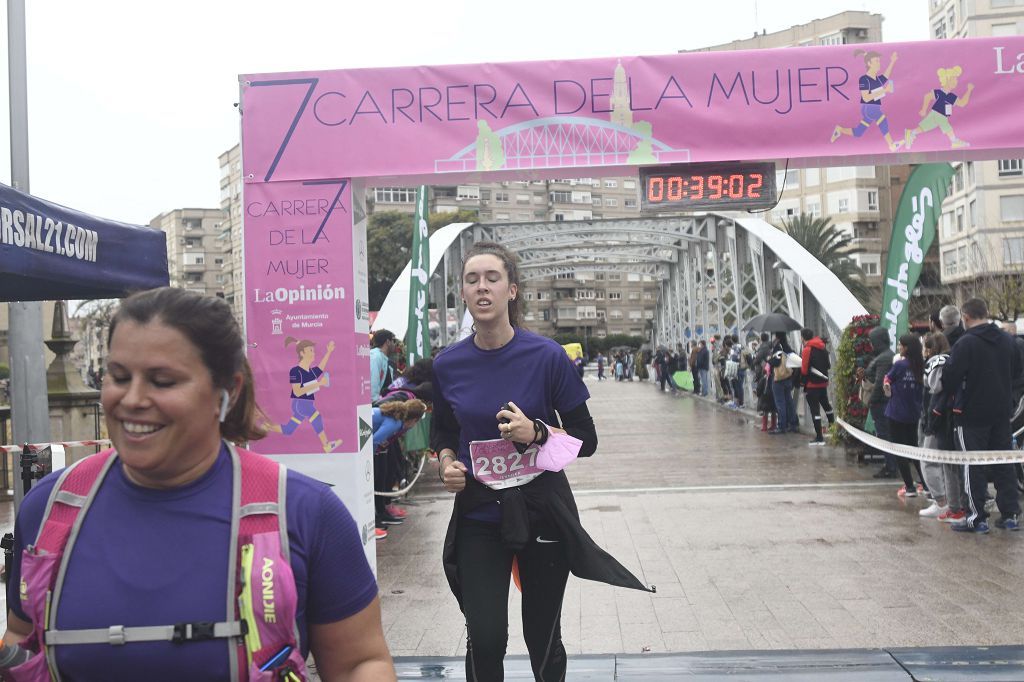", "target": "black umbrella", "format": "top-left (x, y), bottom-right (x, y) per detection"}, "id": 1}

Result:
top-left (741, 313), bottom-right (802, 333)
